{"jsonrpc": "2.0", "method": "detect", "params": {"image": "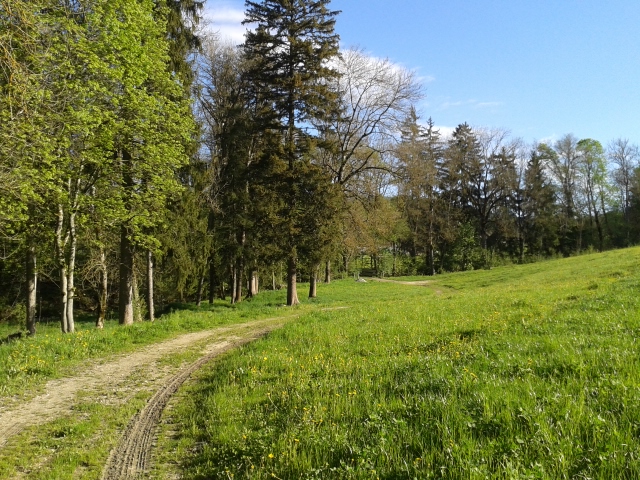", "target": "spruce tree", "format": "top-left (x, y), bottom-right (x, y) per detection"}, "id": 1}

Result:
top-left (243, 0), bottom-right (341, 306)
